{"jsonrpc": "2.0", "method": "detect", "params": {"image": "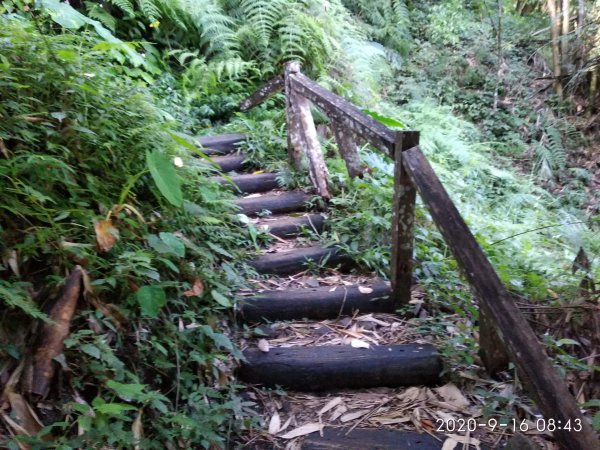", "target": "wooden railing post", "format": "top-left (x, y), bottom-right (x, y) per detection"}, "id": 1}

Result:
top-left (331, 121), bottom-right (365, 178)
top-left (284, 62), bottom-right (304, 170)
top-left (390, 131), bottom-right (420, 307)
top-left (284, 62), bottom-right (331, 199)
